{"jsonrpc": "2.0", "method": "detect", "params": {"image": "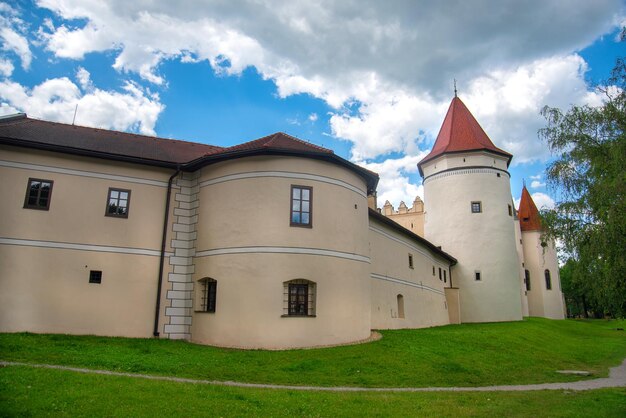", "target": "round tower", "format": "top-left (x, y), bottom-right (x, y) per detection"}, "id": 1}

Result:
top-left (418, 97), bottom-right (522, 323)
top-left (518, 185), bottom-right (565, 319)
